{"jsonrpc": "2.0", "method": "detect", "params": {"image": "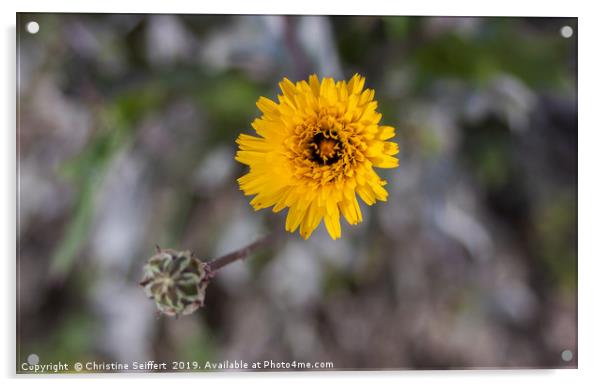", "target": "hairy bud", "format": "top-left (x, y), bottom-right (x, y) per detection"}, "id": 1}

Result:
top-left (140, 247), bottom-right (210, 317)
